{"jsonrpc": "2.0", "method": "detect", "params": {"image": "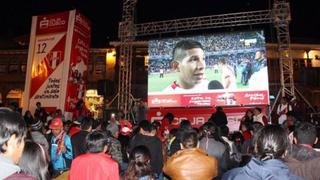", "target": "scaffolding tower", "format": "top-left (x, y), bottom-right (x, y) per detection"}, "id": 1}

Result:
top-left (117, 0), bottom-right (295, 119)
